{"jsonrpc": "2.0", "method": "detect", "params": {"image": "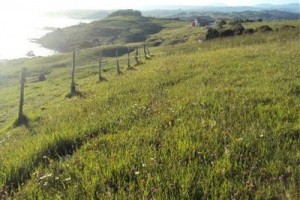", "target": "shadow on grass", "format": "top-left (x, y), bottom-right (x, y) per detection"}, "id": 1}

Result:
top-left (66, 91), bottom-right (86, 98)
top-left (4, 126), bottom-right (110, 195)
top-left (117, 71), bottom-right (124, 76)
top-left (127, 66), bottom-right (137, 71)
top-left (134, 61), bottom-right (144, 66)
top-left (98, 77), bottom-right (108, 83)
top-left (13, 115), bottom-right (29, 128)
